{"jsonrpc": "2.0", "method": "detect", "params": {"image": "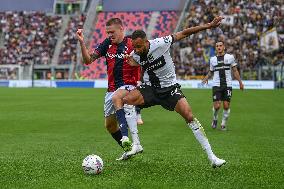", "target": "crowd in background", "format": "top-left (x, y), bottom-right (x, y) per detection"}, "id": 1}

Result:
top-left (0, 12), bottom-right (62, 65)
top-left (173, 0), bottom-right (284, 80)
top-left (59, 14), bottom-right (86, 64)
top-left (0, 0), bottom-right (283, 81)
